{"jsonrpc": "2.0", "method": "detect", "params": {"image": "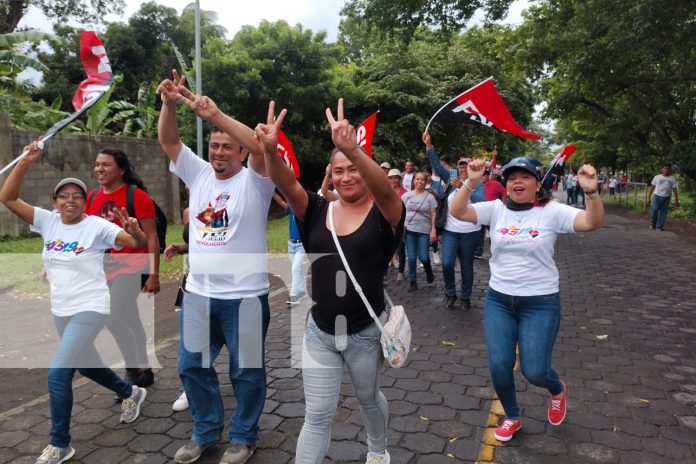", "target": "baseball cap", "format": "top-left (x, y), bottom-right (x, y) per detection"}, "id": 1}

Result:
top-left (387, 169), bottom-right (402, 178)
top-left (53, 178), bottom-right (88, 198)
top-left (380, 162), bottom-right (391, 169)
top-left (501, 157), bottom-right (541, 180)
